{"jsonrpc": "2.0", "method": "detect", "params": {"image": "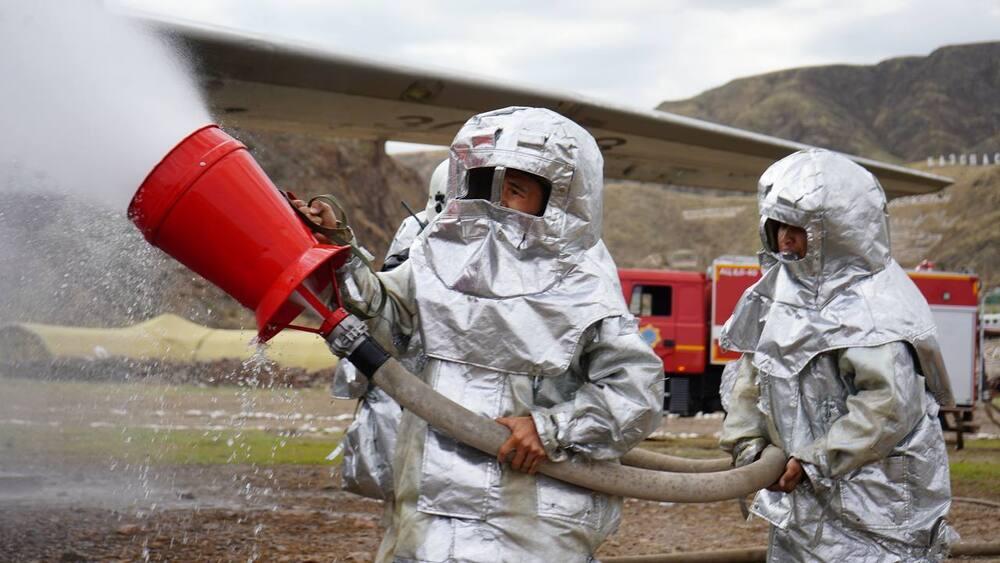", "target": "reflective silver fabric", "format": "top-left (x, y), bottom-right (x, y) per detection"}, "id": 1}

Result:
top-left (336, 383), bottom-right (402, 501)
top-left (334, 203), bottom-right (433, 500)
top-left (720, 149), bottom-right (956, 561)
top-left (722, 149), bottom-right (953, 405)
top-left (340, 107), bottom-right (664, 561)
top-left (384, 212), bottom-right (426, 270)
top-left (722, 347), bottom-right (956, 561)
top-left (411, 107), bottom-right (623, 376)
top-left (383, 158), bottom-right (446, 271)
